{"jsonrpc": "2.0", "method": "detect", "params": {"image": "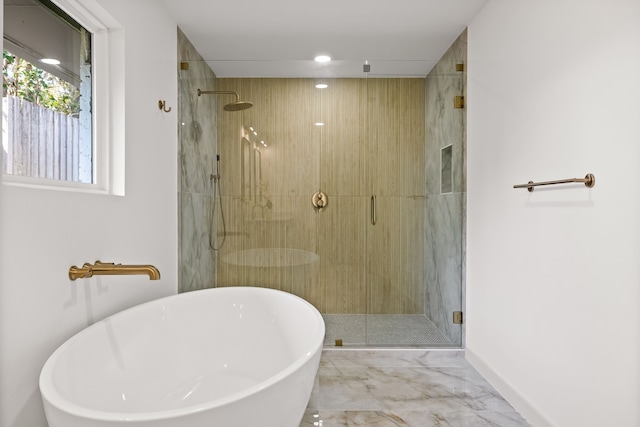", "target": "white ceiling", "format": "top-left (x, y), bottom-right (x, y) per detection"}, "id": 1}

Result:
top-left (162, 0), bottom-right (489, 78)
